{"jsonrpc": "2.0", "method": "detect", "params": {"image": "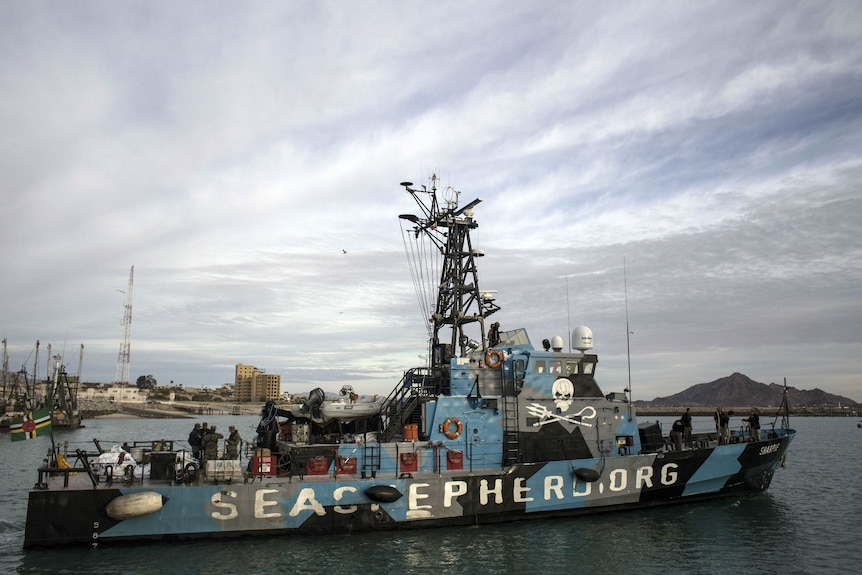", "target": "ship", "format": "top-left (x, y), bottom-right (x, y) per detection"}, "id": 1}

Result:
top-left (23, 176), bottom-right (796, 547)
top-left (2, 341), bottom-right (83, 432)
top-left (45, 351), bottom-right (83, 430)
